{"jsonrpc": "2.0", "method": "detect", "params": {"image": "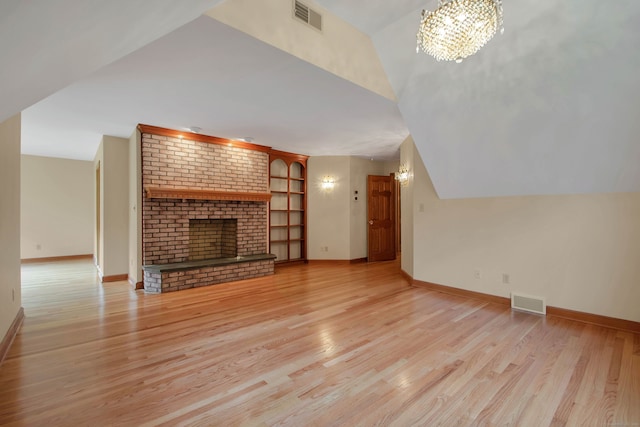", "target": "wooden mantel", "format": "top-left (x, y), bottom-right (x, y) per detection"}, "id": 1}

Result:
top-left (145, 187), bottom-right (272, 202)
